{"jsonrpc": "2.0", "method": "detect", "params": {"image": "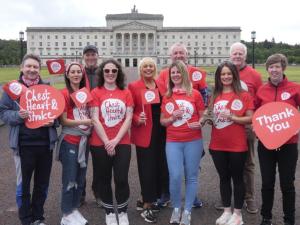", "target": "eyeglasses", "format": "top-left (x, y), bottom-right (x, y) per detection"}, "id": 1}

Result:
top-left (103, 68), bottom-right (118, 74)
